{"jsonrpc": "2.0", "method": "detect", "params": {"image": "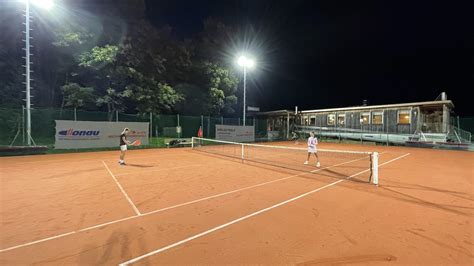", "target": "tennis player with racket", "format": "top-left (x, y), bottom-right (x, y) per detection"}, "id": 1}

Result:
top-left (119, 128), bottom-right (141, 165)
top-left (304, 131), bottom-right (320, 167)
